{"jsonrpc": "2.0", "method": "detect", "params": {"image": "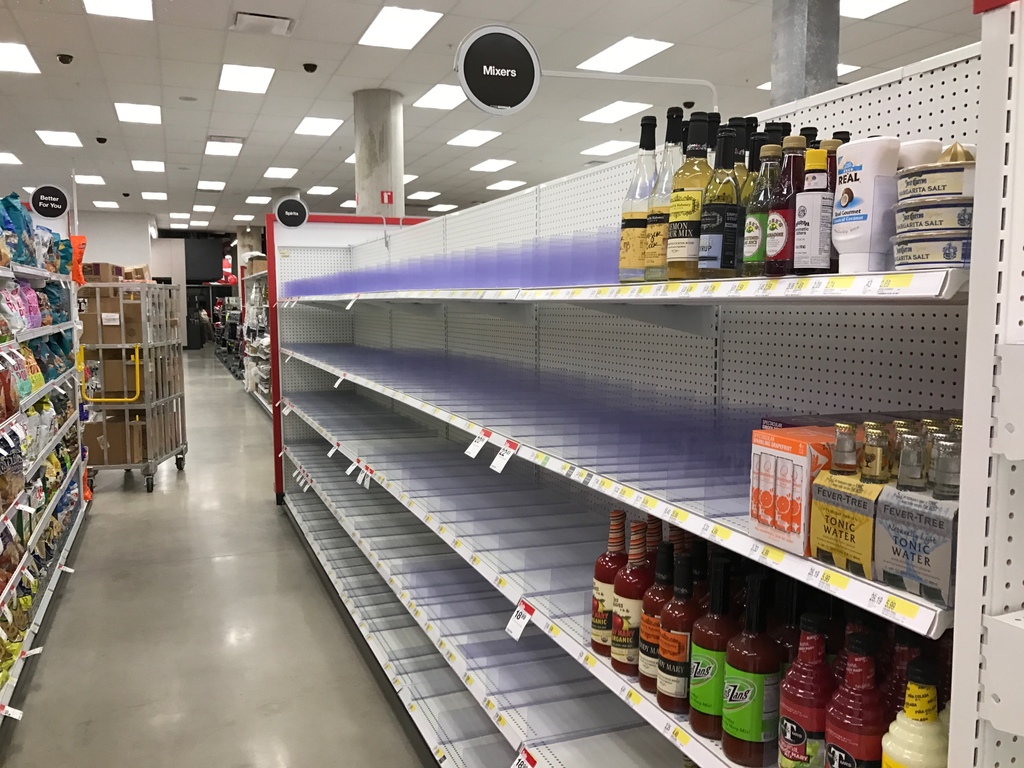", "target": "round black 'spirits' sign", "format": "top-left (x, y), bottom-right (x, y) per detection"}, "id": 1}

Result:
top-left (456, 25), bottom-right (540, 116)
top-left (276, 197), bottom-right (308, 228)
top-left (31, 185), bottom-right (69, 219)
